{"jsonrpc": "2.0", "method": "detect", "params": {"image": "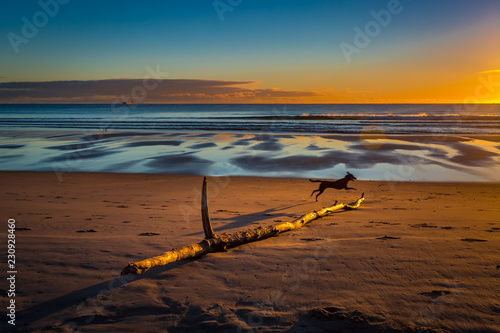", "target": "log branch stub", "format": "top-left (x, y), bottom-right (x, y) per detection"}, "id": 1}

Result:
top-left (201, 176), bottom-right (216, 239)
